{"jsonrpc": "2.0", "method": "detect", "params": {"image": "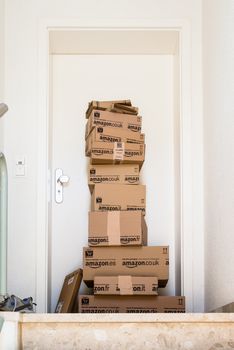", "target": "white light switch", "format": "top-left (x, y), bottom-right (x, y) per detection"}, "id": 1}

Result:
top-left (15, 156), bottom-right (26, 176)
